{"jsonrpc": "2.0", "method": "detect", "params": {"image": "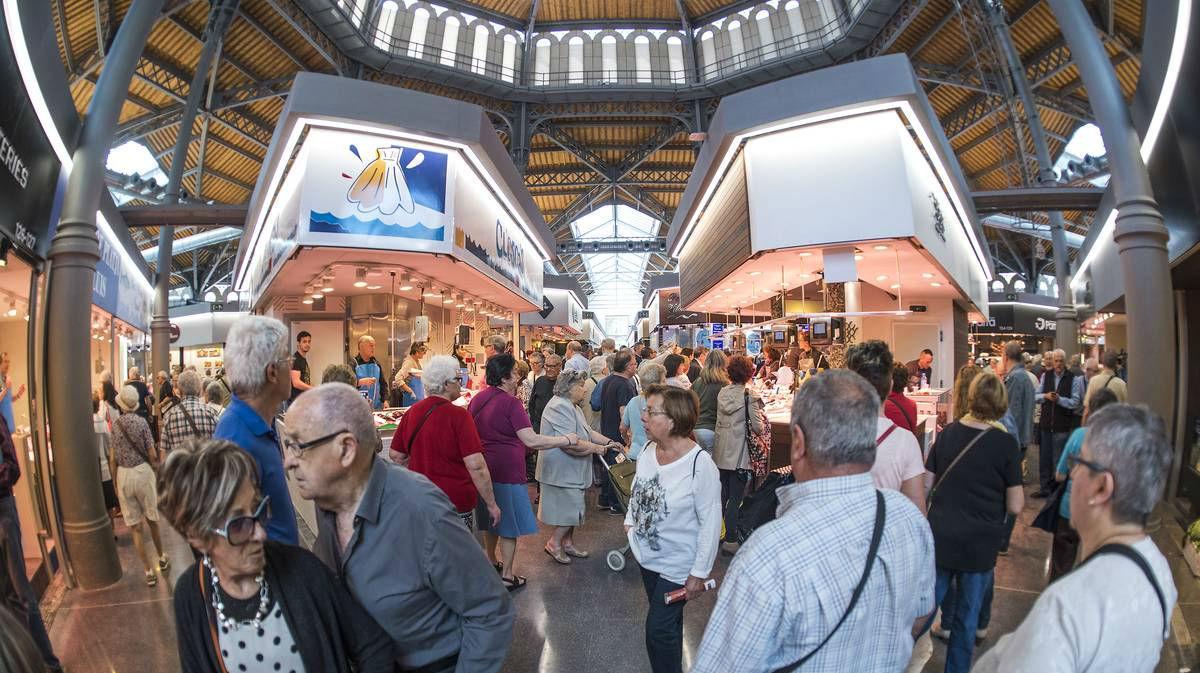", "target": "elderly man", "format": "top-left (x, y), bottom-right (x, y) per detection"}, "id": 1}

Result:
top-left (353, 335), bottom-right (387, 410)
top-left (1084, 350), bottom-right (1128, 406)
top-left (564, 340), bottom-right (589, 372)
top-left (483, 334), bottom-right (507, 362)
top-left (203, 381), bottom-right (225, 418)
top-left (213, 316), bottom-right (299, 545)
top-left (1033, 348), bottom-right (1085, 498)
top-left (283, 384), bottom-right (514, 673)
top-left (600, 338), bottom-right (616, 355)
top-left (528, 354), bottom-right (561, 432)
top-left (692, 370), bottom-right (935, 673)
top-left (160, 370), bottom-right (220, 455)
